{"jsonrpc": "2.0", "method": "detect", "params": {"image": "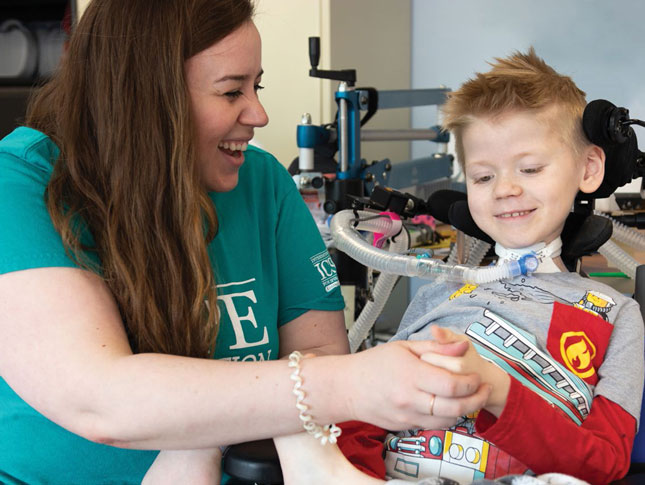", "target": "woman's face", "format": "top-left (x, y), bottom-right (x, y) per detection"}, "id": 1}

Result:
top-left (185, 21), bottom-right (268, 192)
